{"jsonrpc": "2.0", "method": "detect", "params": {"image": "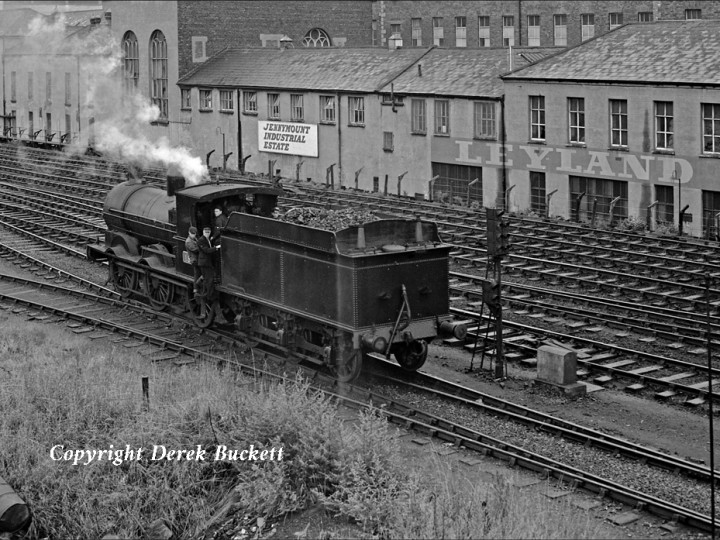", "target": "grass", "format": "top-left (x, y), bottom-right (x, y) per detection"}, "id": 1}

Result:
top-left (0, 313), bottom-right (612, 539)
